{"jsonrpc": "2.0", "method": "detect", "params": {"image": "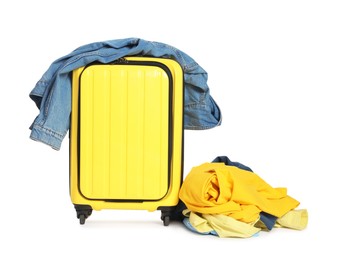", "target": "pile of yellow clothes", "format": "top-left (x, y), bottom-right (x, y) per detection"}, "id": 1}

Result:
top-left (179, 162), bottom-right (308, 238)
